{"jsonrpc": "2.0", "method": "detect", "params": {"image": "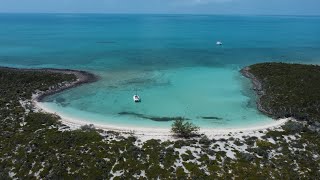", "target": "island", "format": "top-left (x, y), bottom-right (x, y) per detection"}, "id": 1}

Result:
top-left (0, 63), bottom-right (319, 179)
